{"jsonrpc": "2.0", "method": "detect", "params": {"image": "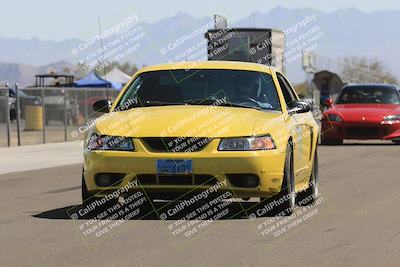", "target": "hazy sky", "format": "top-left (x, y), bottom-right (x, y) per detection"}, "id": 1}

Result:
top-left (2, 0), bottom-right (400, 40)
